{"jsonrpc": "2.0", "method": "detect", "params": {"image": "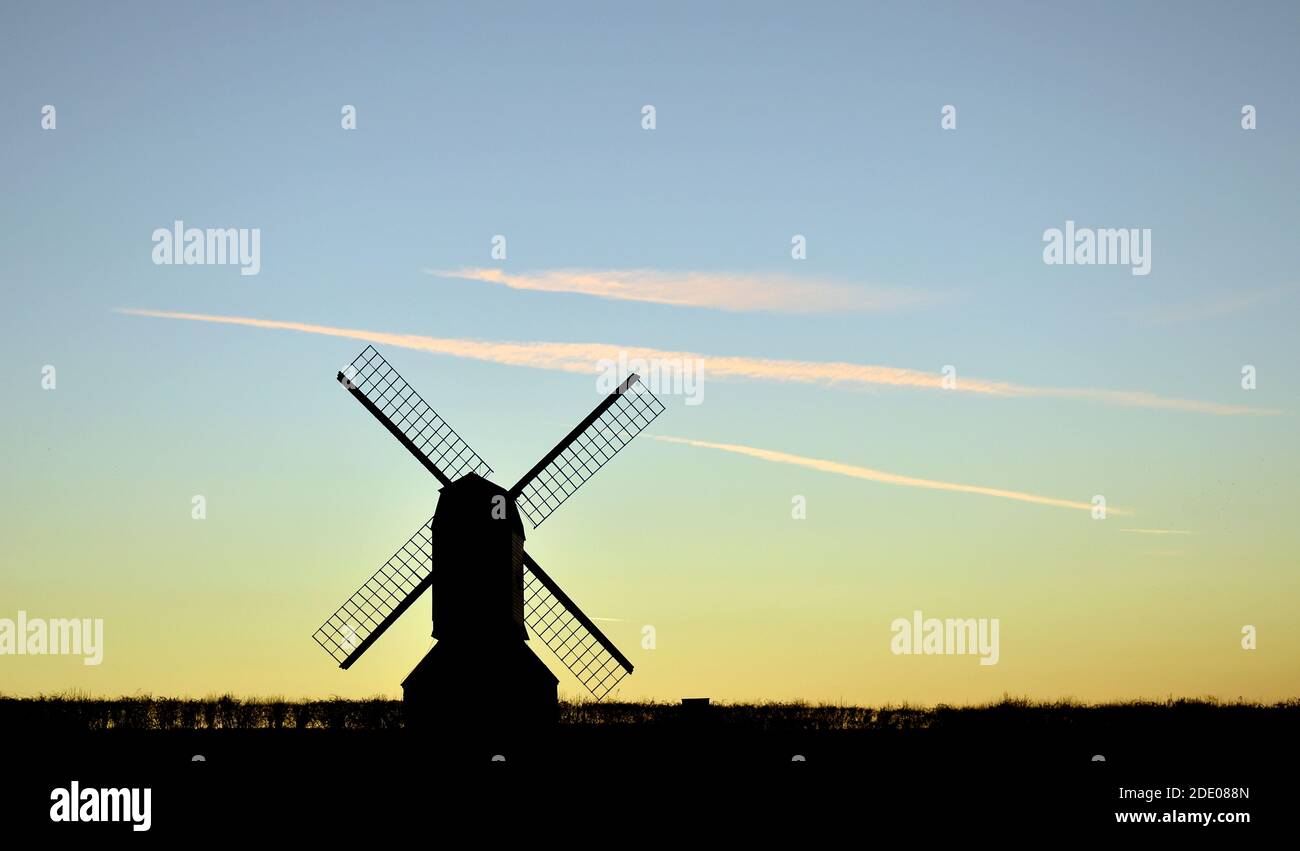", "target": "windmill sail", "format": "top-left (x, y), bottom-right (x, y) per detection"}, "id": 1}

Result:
top-left (338, 345), bottom-right (493, 486)
top-left (522, 552), bottom-right (633, 700)
top-left (509, 374), bottom-right (664, 527)
top-left (313, 518), bottom-right (436, 668)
